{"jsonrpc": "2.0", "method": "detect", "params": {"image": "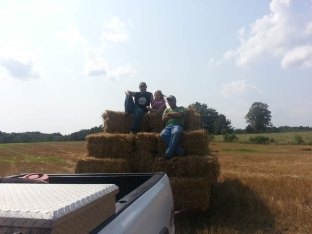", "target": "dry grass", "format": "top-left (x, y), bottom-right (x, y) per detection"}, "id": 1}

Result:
top-left (1, 141), bottom-right (311, 233)
top-left (0, 142), bottom-right (86, 177)
top-left (176, 142), bottom-right (312, 234)
top-left (214, 131), bottom-right (312, 145)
